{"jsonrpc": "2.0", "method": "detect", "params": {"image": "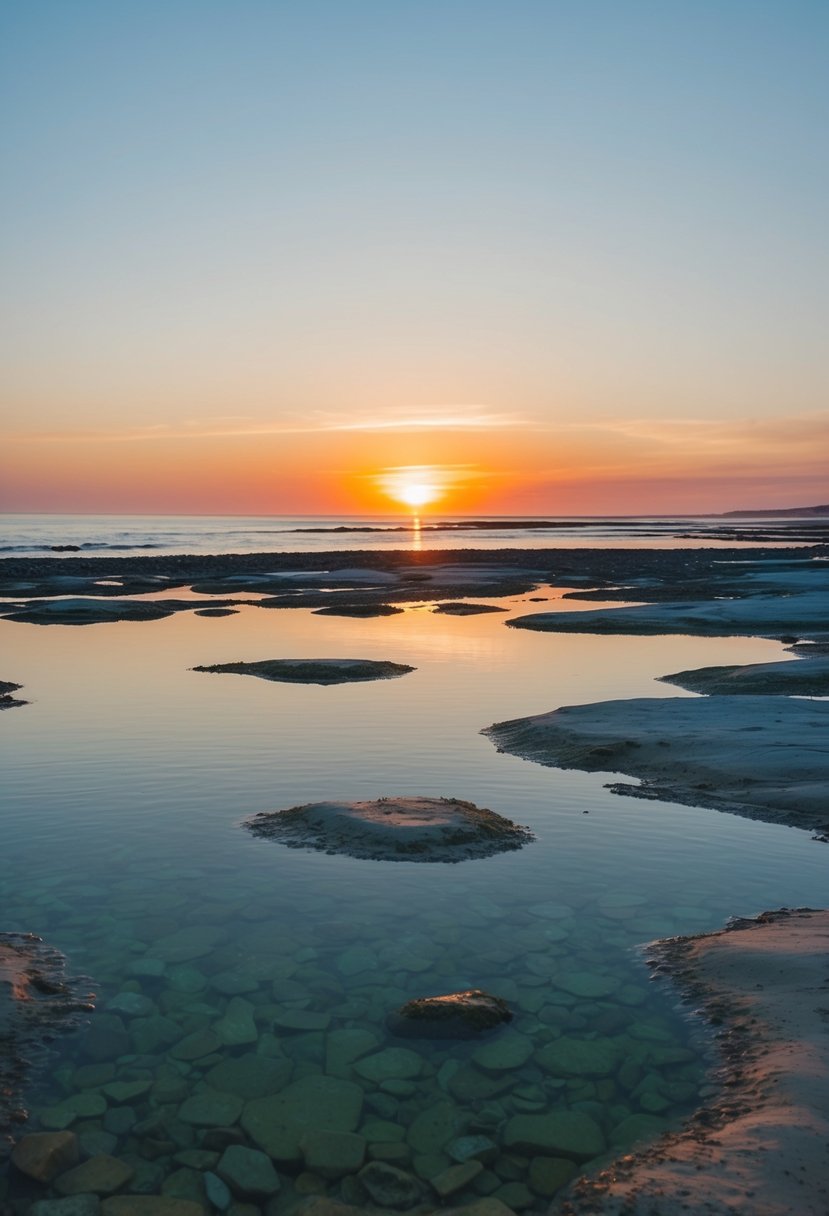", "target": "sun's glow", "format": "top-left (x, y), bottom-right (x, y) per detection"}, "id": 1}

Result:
top-left (375, 465), bottom-right (452, 512)
top-left (396, 482), bottom-right (439, 508)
